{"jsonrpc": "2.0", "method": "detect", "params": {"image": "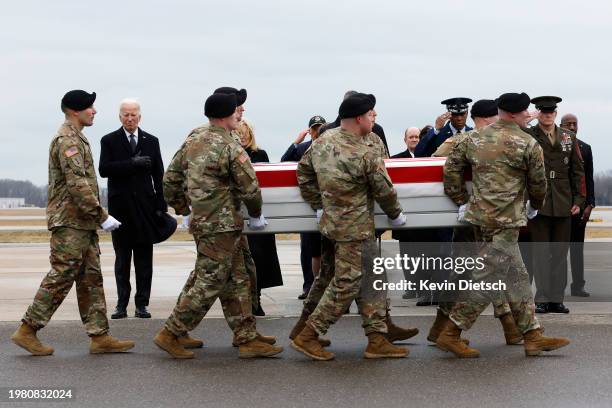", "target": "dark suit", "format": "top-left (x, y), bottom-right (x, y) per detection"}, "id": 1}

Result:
top-left (391, 149), bottom-right (415, 159)
top-left (570, 138), bottom-right (595, 291)
top-left (281, 140), bottom-right (312, 162)
top-left (99, 127), bottom-right (166, 309)
top-left (414, 122), bottom-right (472, 158)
